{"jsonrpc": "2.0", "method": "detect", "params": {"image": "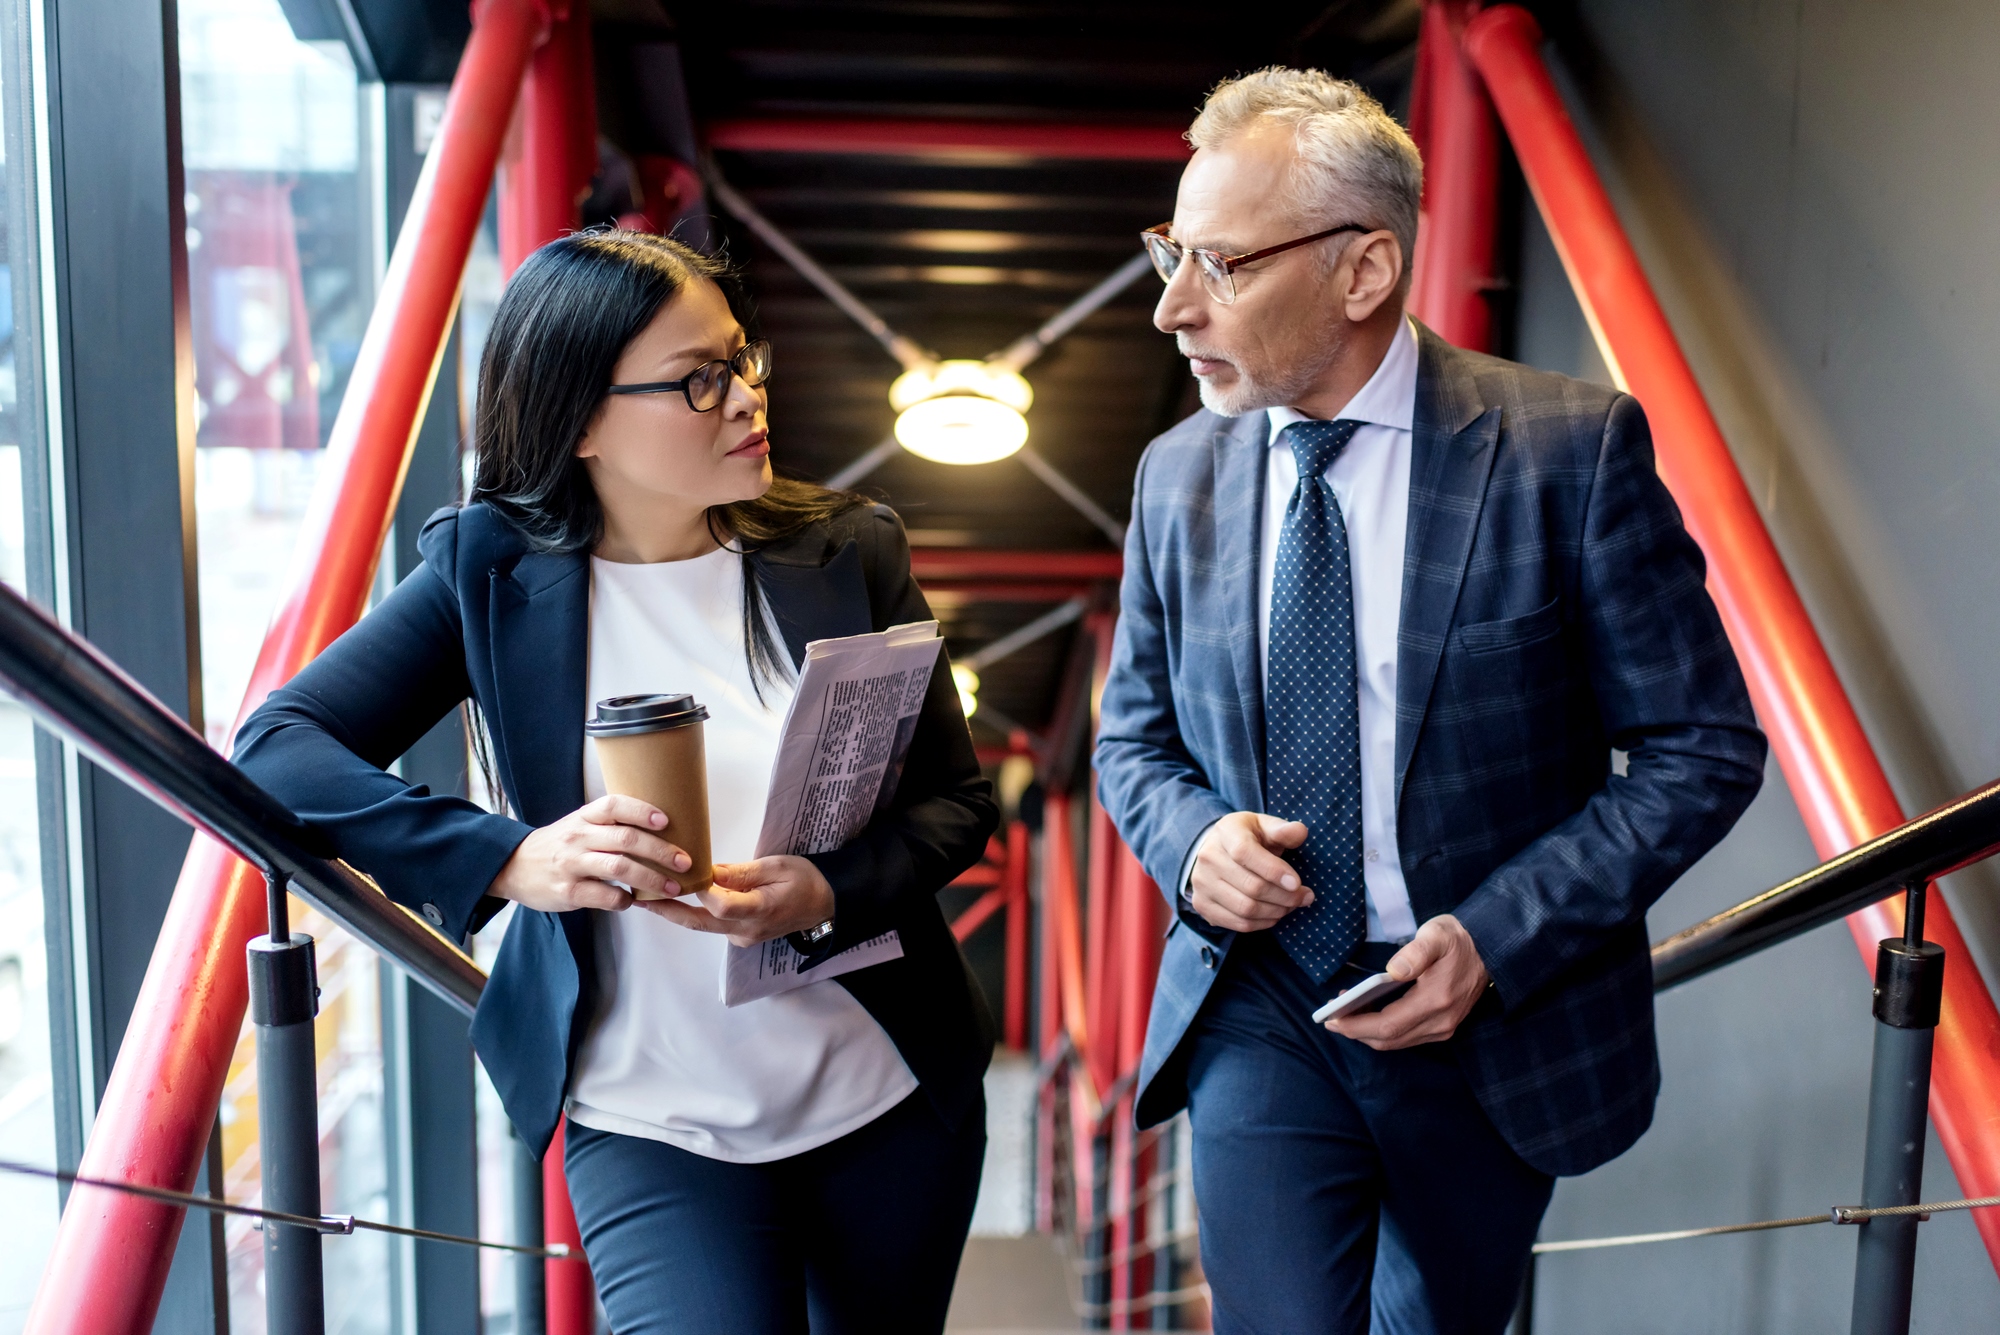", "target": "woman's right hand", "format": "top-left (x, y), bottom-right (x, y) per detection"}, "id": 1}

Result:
top-left (487, 795), bottom-right (691, 914)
